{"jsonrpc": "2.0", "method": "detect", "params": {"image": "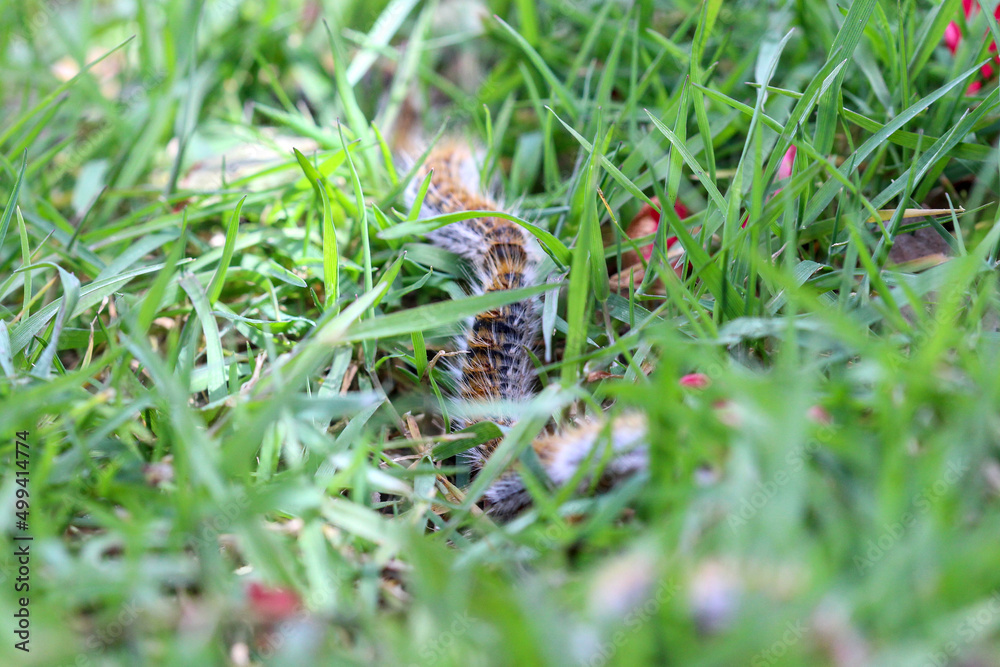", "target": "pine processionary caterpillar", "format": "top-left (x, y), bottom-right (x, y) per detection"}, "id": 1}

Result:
top-left (405, 140), bottom-right (649, 519)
